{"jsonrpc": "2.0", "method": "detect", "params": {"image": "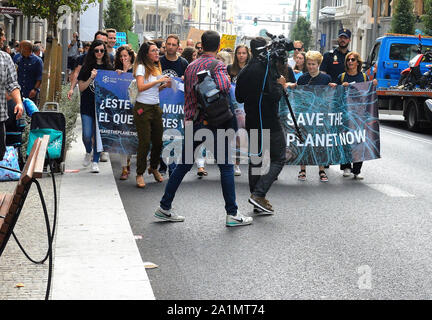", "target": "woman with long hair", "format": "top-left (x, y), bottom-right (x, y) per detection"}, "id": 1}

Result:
top-left (227, 45), bottom-right (250, 83)
top-left (293, 51), bottom-right (307, 80)
top-left (181, 46), bottom-right (197, 64)
top-left (133, 41), bottom-right (171, 188)
top-left (115, 45), bottom-right (136, 180)
top-left (78, 39), bottom-right (113, 173)
top-left (227, 45), bottom-right (250, 176)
